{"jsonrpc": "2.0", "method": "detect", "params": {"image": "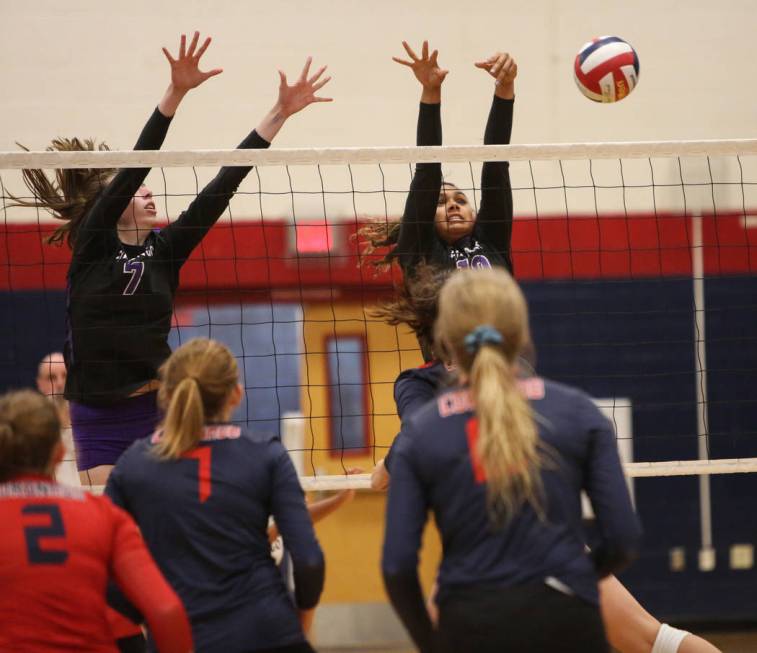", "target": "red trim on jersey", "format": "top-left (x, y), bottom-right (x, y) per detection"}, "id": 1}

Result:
top-left (182, 447), bottom-right (212, 503)
top-left (465, 418), bottom-right (487, 484)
